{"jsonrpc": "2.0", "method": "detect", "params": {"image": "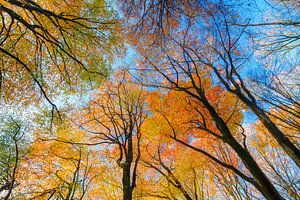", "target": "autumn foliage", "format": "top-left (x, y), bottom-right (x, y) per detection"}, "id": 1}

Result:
top-left (0, 0), bottom-right (299, 200)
